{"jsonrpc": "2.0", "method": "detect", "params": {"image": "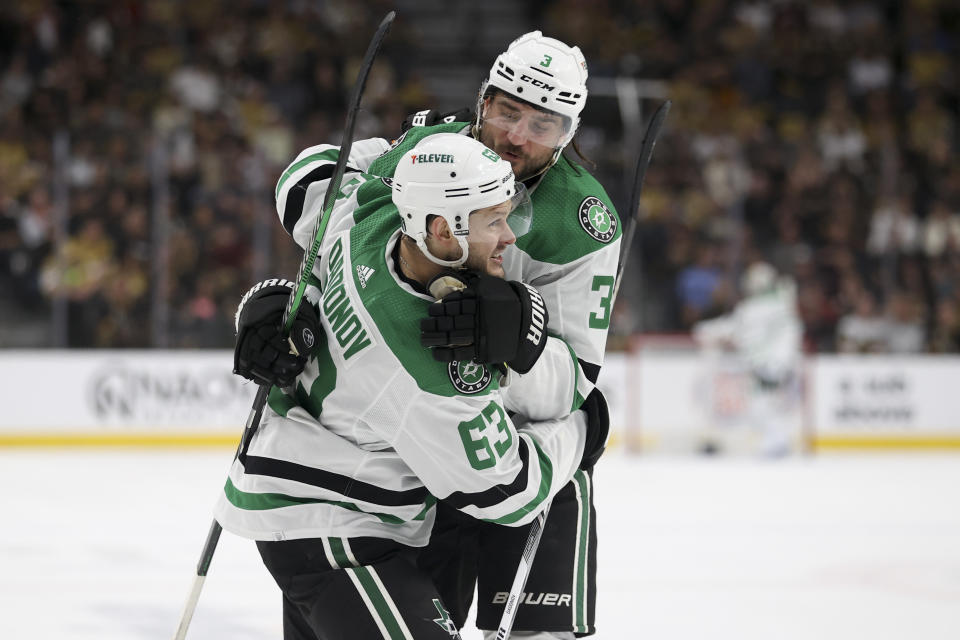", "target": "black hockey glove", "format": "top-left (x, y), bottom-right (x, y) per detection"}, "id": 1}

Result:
top-left (400, 107), bottom-right (475, 133)
top-left (578, 388), bottom-right (610, 470)
top-left (234, 279), bottom-right (320, 387)
top-left (420, 272), bottom-right (548, 374)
